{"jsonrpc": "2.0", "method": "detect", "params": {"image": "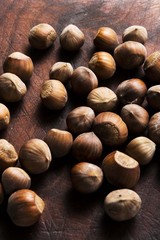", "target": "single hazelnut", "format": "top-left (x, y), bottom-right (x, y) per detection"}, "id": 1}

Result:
top-left (70, 66), bottom-right (98, 95)
top-left (71, 162), bottom-right (103, 193)
top-left (0, 183), bottom-right (4, 205)
top-left (7, 189), bottom-right (45, 227)
top-left (114, 41), bottom-right (147, 69)
top-left (102, 151), bottom-right (140, 188)
top-left (29, 23), bottom-right (57, 49)
top-left (60, 24), bottom-right (84, 51)
top-left (3, 52), bottom-right (34, 82)
top-left (143, 51), bottom-right (160, 82)
top-left (49, 62), bottom-right (73, 84)
top-left (89, 51), bottom-right (116, 80)
top-left (87, 87), bottom-right (118, 113)
top-left (0, 139), bottom-right (18, 172)
top-left (93, 112), bottom-right (128, 146)
top-left (40, 80), bottom-right (68, 110)
top-left (94, 27), bottom-right (119, 52)
top-left (147, 112), bottom-right (160, 144)
top-left (66, 106), bottom-right (95, 135)
top-left (19, 138), bottom-right (52, 174)
top-left (122, 25), bottom-right (148, 44)
top-left (126, 136), bottom-right (156, 165)
top-left (116, 78), bottom-right (147, 105)
top-left (120, 104), bottom-right (149, 134)
top-left (147, 85), bottom-right (160, 110)
top-left (44, 128), bottom-right (73, 158)
top-left (2, 167), bottom-right (31, 195)
top-left (104, 189), bottom-right (142, 221)
top-left (0, 103), bottom-right (10, 130)
top-left (0, 73), bottom-right (27, 102)
top-left (72, 132), bottom-right (103, 163)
